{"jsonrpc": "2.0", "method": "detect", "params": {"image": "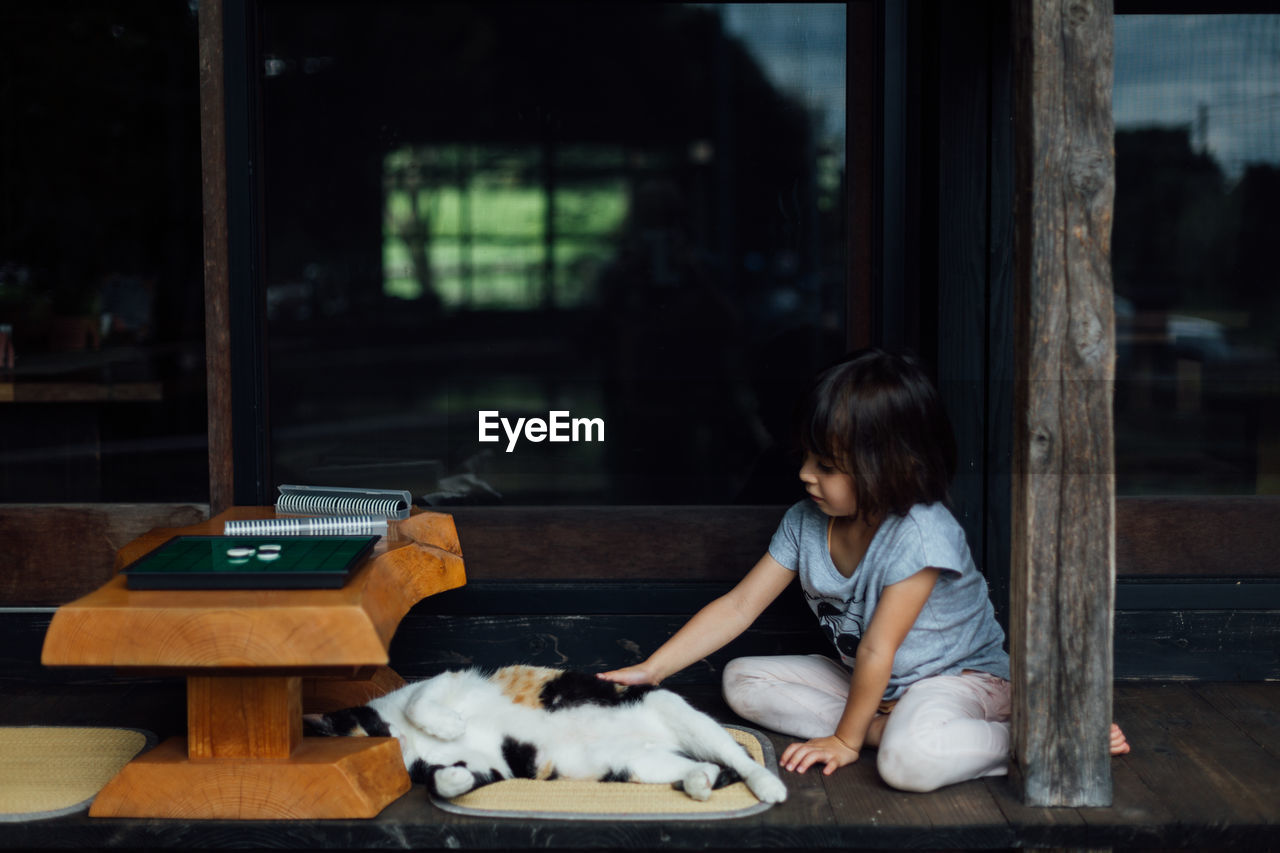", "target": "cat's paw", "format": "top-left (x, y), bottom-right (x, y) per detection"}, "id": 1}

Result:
top-left (680, 765), bottom-right (717, 801)
top-left (407, 705), bottom-right (466, 741)
top-left (424, 713), bottom-right (466, 741)
top-left (433, 765), bottom-right (476, 799)
top-left (745, 769), bottom-right (788, 804)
